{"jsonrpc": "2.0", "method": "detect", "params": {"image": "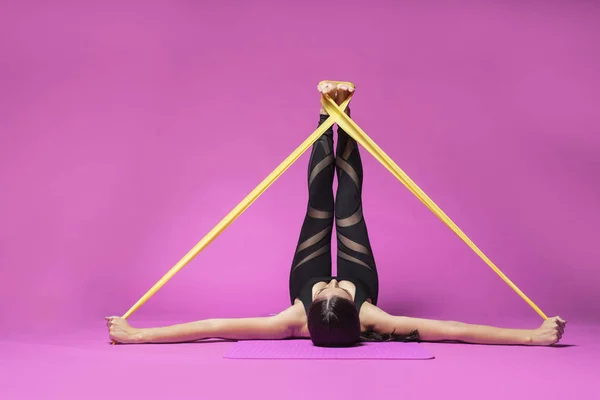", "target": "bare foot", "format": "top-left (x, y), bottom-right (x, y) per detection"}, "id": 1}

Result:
top-left (336, 83), bottom-right (355, 115)
top-left (317, 81), bottom-right (338, 115)
top-left (105, 316), bottom-right (143, 344)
